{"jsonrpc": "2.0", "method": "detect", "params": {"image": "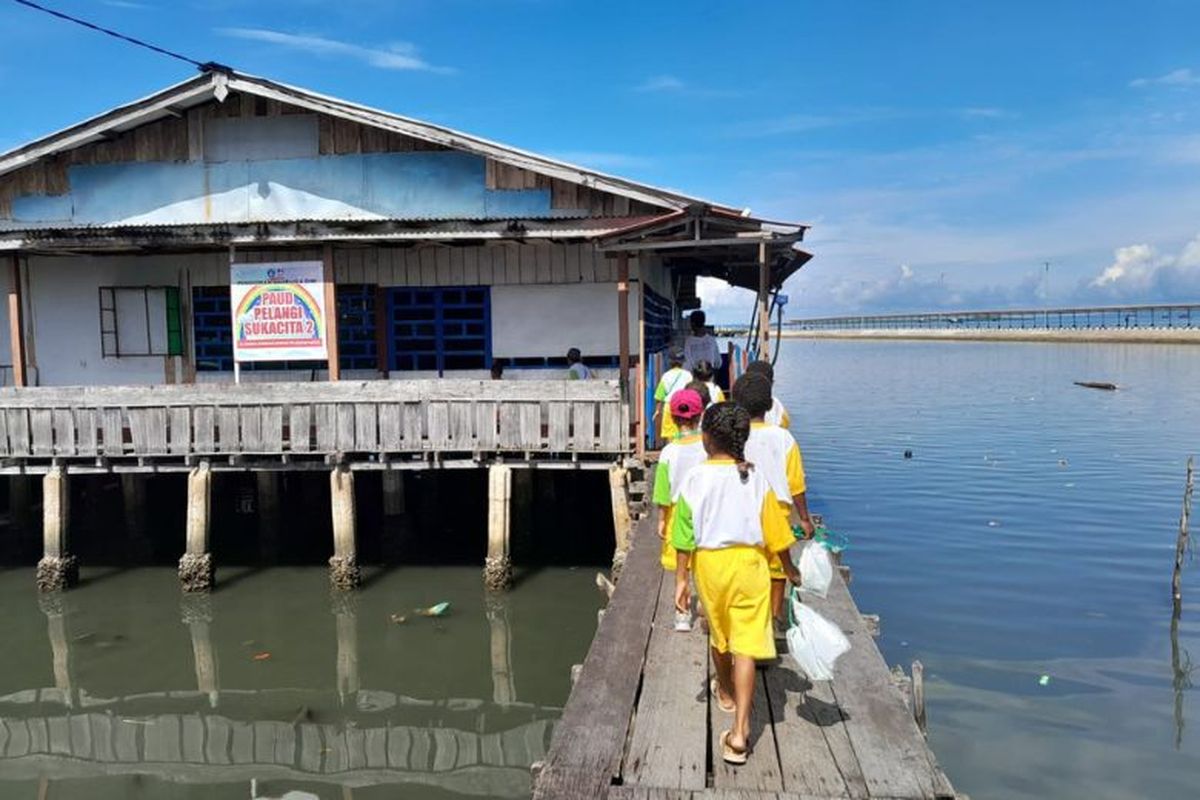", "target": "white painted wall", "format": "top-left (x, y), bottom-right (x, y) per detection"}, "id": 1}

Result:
top-left (491, 282), bottom-right (639, 360)
top-left (26, 254), bottom-right (223, 386)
